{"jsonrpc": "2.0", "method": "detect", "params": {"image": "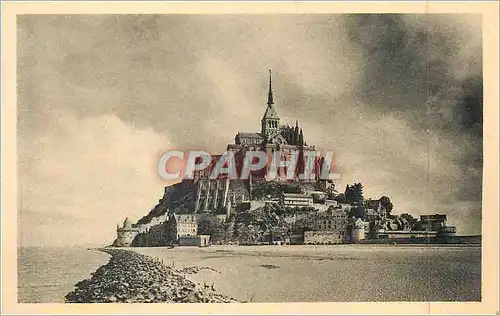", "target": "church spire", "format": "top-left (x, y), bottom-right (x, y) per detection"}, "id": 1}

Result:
top-left (261, 69), bottom-right (280, 139)
top-left (267, 69), bottom-right (274, 106)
